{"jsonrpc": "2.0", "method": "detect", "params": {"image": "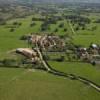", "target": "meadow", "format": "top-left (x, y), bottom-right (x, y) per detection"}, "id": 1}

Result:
top-left (0, 67), bottom-right (100, 100)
